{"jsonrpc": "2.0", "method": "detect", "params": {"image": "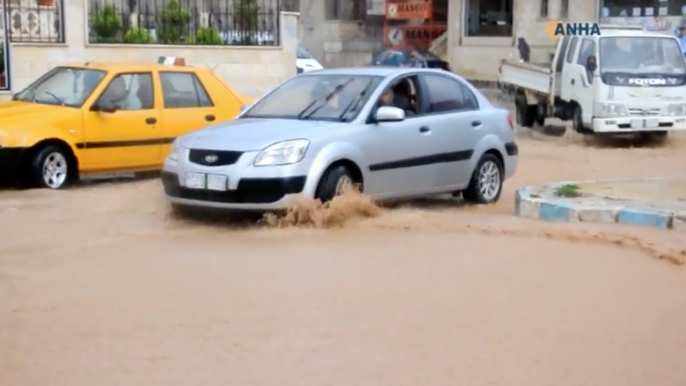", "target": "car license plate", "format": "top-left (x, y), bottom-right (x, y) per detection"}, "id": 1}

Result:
top-left (184, 172), bottom-right (227, 191)
top-left (630, 118), bottom-right (660, 129)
